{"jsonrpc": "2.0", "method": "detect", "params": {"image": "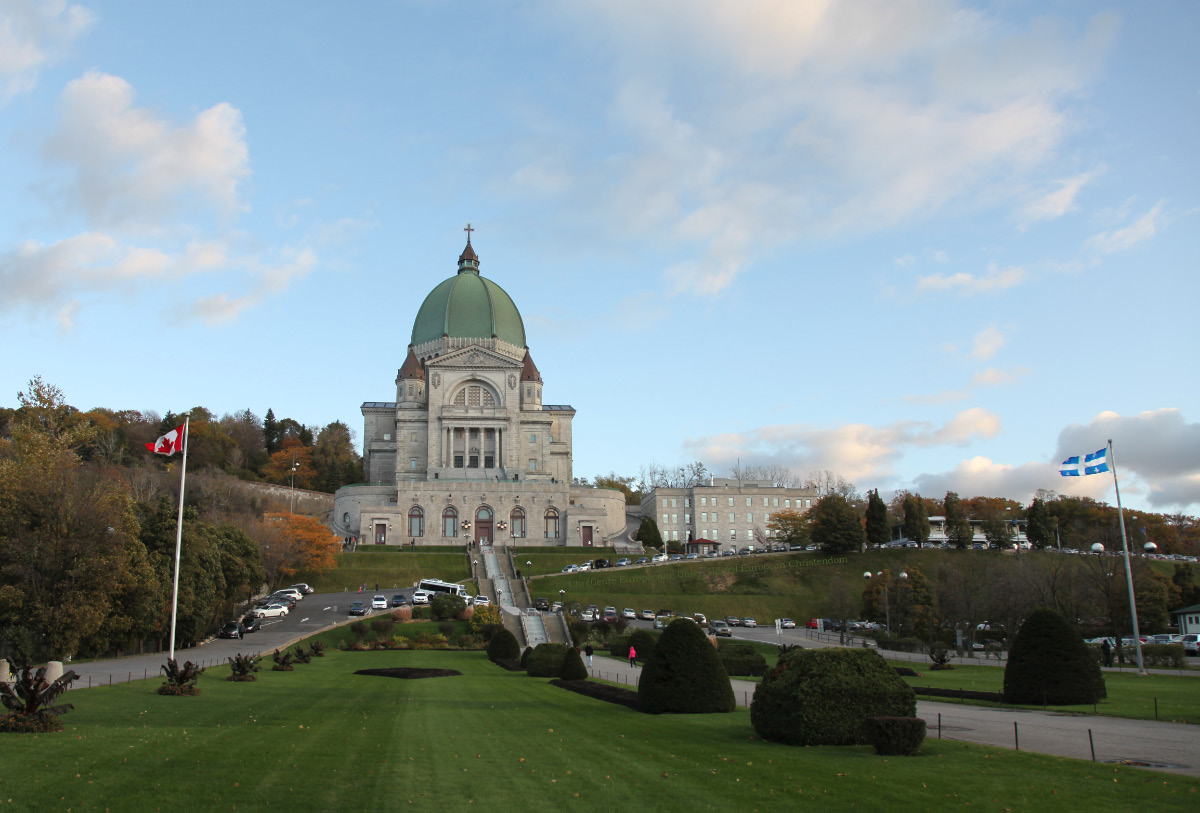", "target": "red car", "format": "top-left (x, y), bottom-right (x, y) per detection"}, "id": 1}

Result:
top-left (806, 618), bottom-right (820, 629)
